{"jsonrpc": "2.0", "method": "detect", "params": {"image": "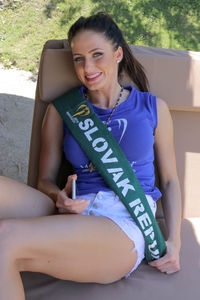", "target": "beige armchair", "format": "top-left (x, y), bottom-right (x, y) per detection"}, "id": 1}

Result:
top-left (23, 40), bottom-right (200, 299)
